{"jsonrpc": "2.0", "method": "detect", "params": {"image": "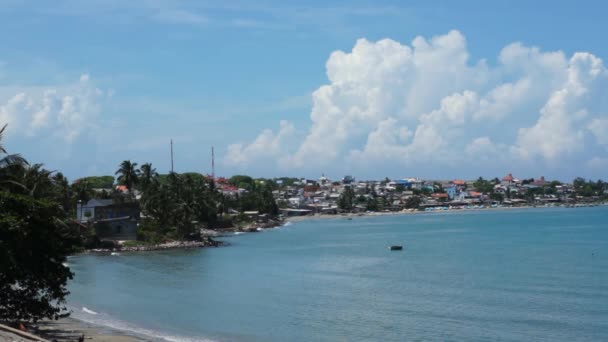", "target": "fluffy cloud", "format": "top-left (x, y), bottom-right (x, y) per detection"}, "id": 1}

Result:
top-left (511, 53), bottom-right (607, 162)
top-left (588, 118), bottom-right (608, 147)
top-left (227, 31), bottom-right (608, 177)
top-left (0, 74), bottom-right (104, 143)
top-left (225, 120), bottom-right (295, 166)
